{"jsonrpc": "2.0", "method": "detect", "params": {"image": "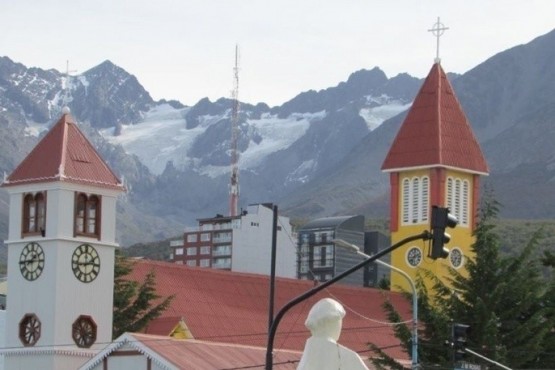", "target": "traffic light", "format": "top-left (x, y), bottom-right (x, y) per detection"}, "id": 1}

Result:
top-left (429, 206), bottom-right (458, 259)
top-left (452, 323), bottom-right (470, 361)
